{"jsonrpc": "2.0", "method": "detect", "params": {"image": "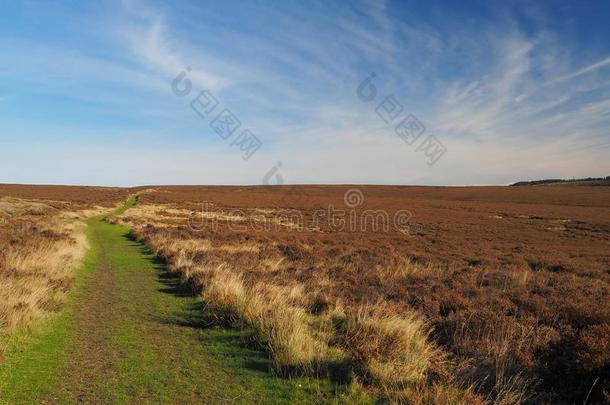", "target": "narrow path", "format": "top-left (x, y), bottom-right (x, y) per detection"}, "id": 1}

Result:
top-left (0, 199), bottom-right (350, 404)
top-left (58, 224), bottom-right (119, 401)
